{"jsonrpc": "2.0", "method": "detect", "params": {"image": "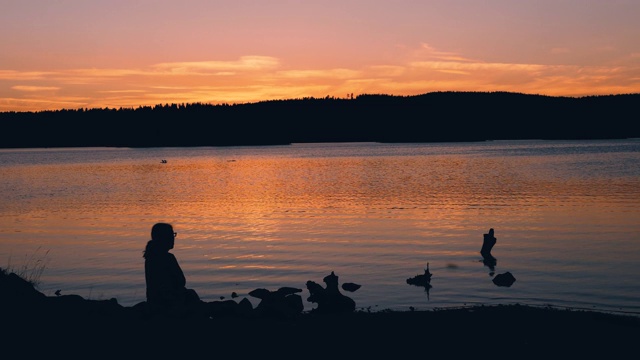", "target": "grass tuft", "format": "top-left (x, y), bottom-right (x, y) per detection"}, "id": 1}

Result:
top-left (4, 246), bottom-right (50, 287)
